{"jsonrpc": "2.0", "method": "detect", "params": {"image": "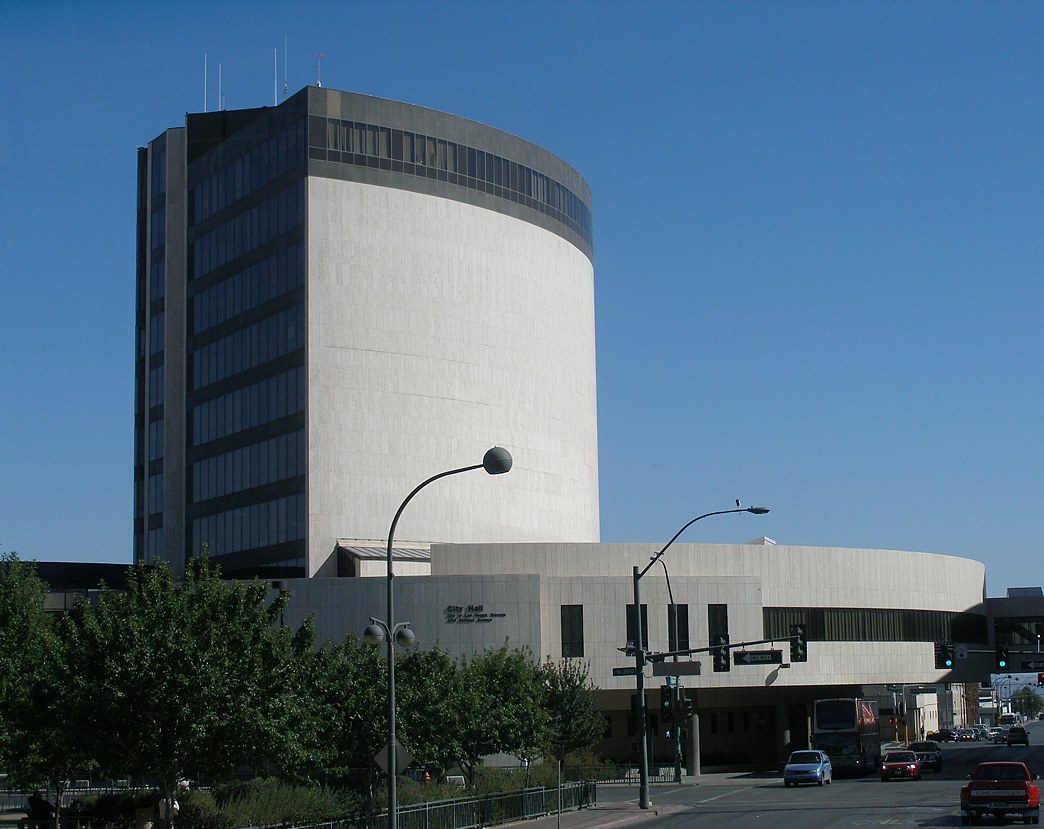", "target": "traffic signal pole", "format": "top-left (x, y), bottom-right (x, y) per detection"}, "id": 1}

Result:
top-left (632, 564), bottom-right (652, 810)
